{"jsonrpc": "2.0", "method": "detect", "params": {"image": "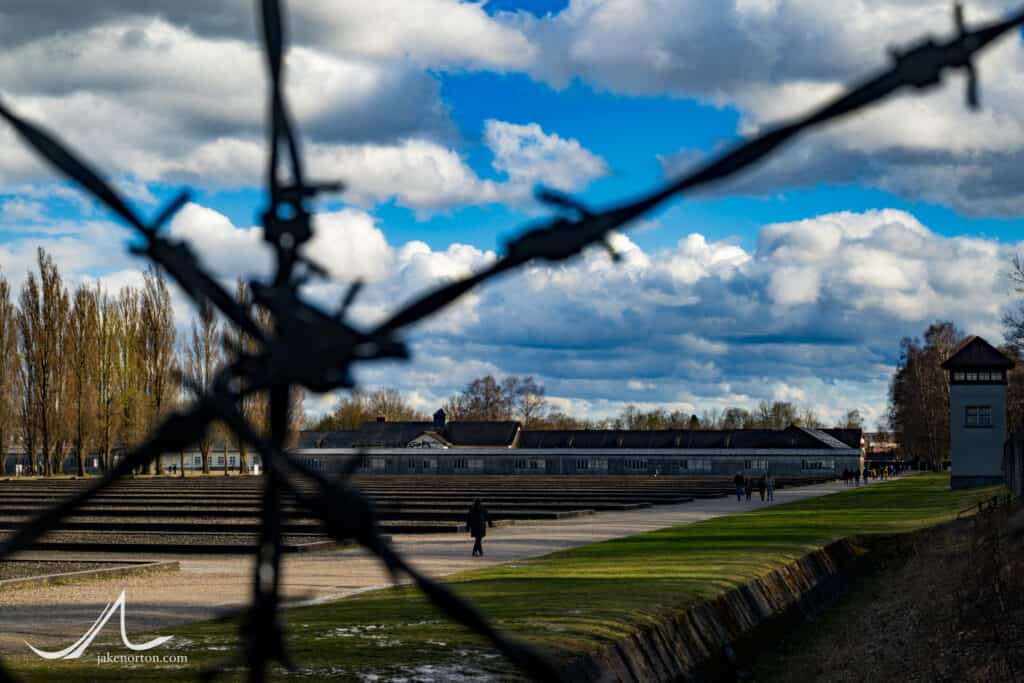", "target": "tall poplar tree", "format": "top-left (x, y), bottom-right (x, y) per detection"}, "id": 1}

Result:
top-left (139, 267), bottom-right (176, 474)
top-left (0, 274), bottom-right (18, 476)
top-left (94, 287), bottom-right (120, 472)
top-left (67, 285), bottom-right (99, 476)
top-left (17, 249), bottom-right (69, 476)
top-left (115, 286), bottom-right (143, 470)
top-left (185, 302), bottom-right (221, 474)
